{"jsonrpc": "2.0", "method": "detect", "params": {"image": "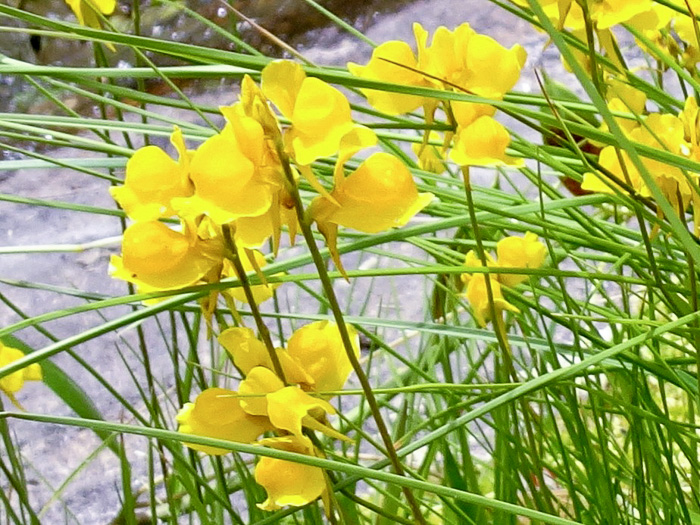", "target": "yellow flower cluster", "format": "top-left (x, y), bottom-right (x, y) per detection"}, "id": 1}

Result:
top-left (0, 342), bottom-right (42, 407)
top-left (461, 233), bottom-right (546, 327)
top-left (176, 321), bottom-right (359, 511)
top-left (110, 60), bottom-right (434, 293)
top-left (348, 23), bottom-right (526, 171)
top-left (514, 0), bottom-right (700, 70)
top-left (583, 92), bottom-right (700, 234)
